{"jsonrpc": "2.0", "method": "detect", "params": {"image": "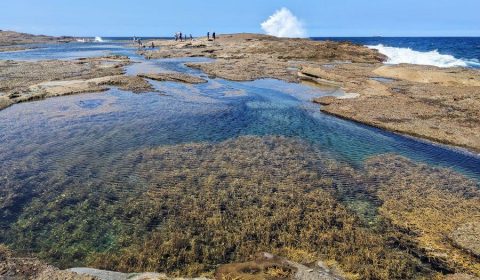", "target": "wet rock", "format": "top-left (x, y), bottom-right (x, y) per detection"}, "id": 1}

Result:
top-left (92, 75), bottom-right (155, 93)
top-left (138, 72), bottom-right (207, 84)
top-left (0, 95), bottom-right (12, 110)
top-left (312, 96), bottom-right (337, 105)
